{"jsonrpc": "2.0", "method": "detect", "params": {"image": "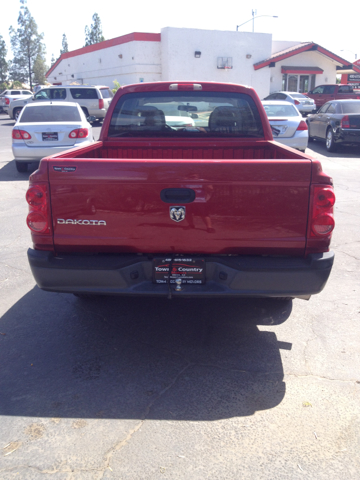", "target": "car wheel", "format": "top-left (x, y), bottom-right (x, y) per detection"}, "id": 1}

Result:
top-left (16, 161), bottom-right (28, 173)
top-left (14, 108), bottom-right (22, 121)
top-left (326, 128), bottom-right (337, 152)
top-left (306, 122), bottom-right (314, 142)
